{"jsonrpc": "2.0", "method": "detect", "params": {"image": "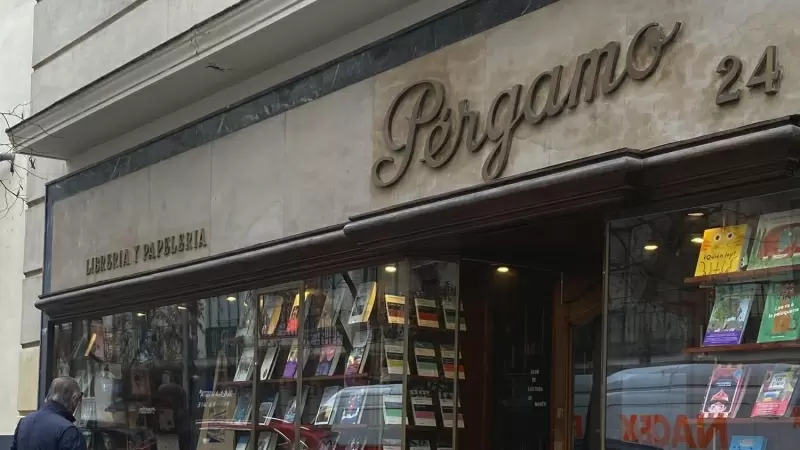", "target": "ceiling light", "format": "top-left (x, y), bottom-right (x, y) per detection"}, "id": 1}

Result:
top-left (384, 264), bottom-right (397, 273)
top-left (691, 235), bottom-right (704, 244)
top-left (687, 212), bottom-right (704, 217)
top-left (644, 243), bottom-right (659, 252)
top-left (136, 312), bottom-right (146, 317)
top-left (177, 305), bottom-right (187, 310)
top-left (496, 266), bottom-right (510, 273)
top-left (226, 295), bottom-right (237, 302)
